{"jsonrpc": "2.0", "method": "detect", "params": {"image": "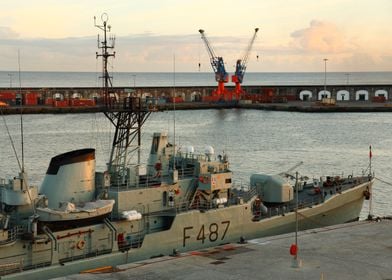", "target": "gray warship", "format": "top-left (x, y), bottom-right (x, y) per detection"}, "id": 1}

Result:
top-left (0, 15), bottom-right (374, 279)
